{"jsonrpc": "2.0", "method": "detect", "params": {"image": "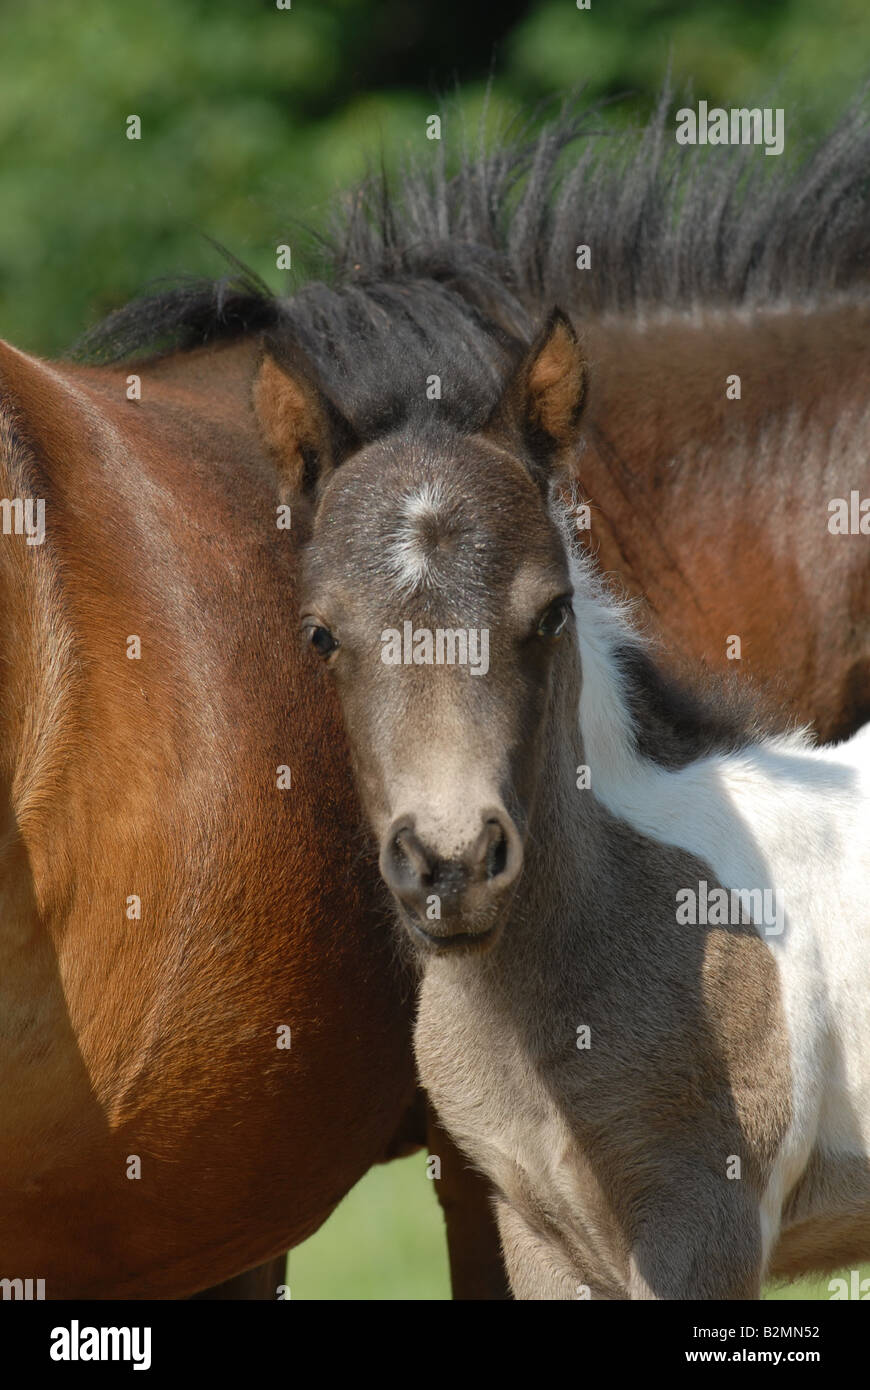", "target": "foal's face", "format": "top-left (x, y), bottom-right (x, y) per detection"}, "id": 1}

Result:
top-left (301, 432), bottom-right (573, 952)
top-left (255, 308), bottom-right (587, 953)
